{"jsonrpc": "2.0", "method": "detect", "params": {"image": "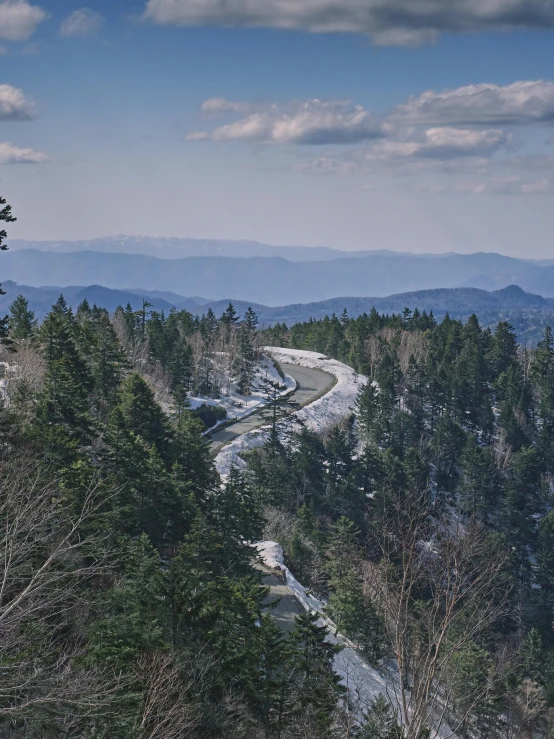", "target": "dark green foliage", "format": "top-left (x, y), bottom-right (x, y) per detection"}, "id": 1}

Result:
top-left (116, 372), bottom-right (171, 458)
top-left (0, 194), bottom-right (15, 314)
top-left (9, 294), bottom-right (36, 339)
top-left (354, 694), bottom-right (402, 738)
top-left (193, 401), bottom-right (227, 429)
top-left (5, 273), bottom-right (554, 736)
